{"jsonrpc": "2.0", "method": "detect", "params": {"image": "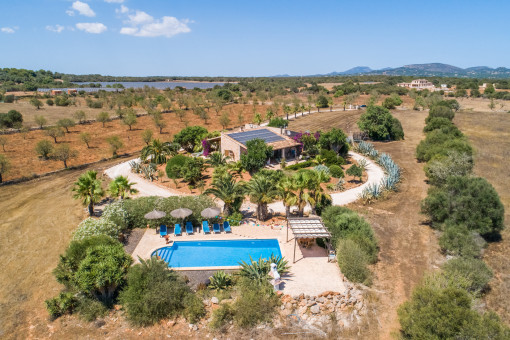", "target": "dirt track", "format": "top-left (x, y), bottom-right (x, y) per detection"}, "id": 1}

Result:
top-left (349, 110), bottom-right (442, 339)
